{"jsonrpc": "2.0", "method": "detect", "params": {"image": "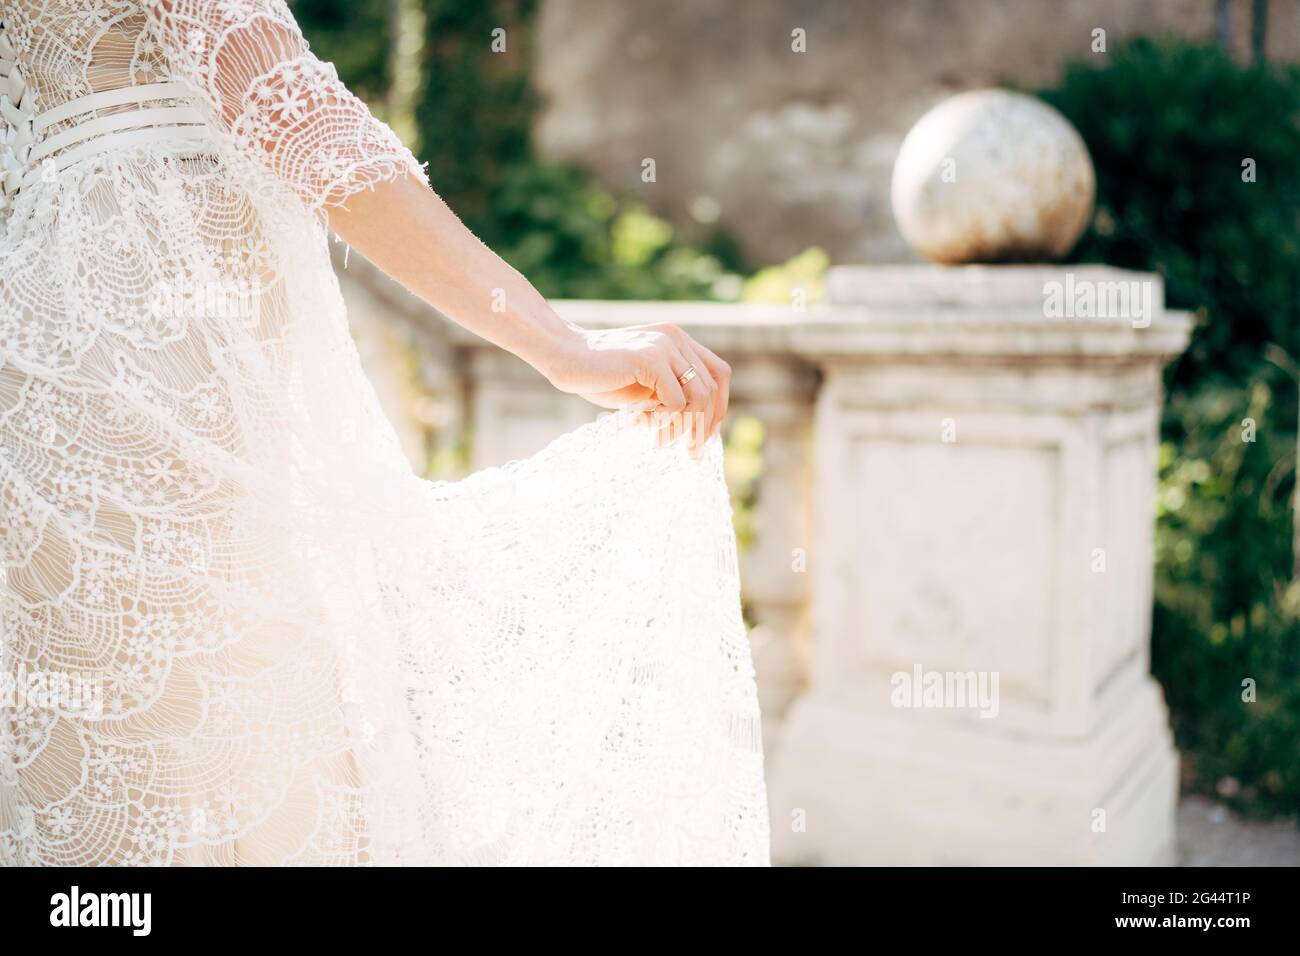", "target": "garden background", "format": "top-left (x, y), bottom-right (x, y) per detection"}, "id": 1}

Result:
top-left (293, 0), bottom-right (1300, 826)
